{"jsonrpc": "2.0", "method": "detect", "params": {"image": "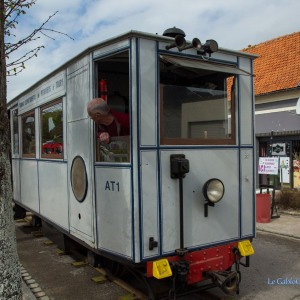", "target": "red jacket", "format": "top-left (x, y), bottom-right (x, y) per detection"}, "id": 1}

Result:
top-left (97, 109), bottom-right (129, 139)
